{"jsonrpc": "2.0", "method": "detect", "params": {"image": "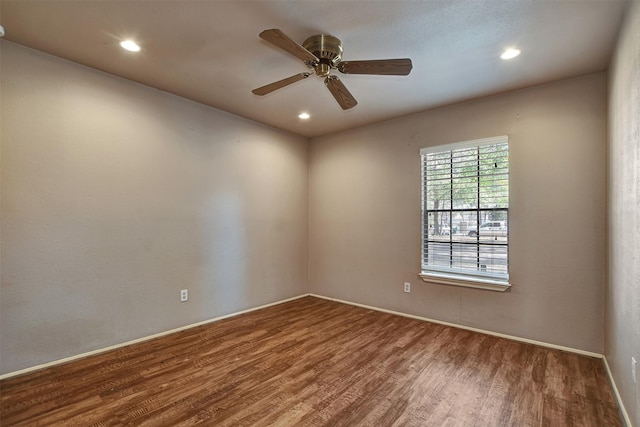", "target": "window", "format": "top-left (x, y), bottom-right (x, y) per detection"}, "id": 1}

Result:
top-left (420, 136), bottom-right (509, 291)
